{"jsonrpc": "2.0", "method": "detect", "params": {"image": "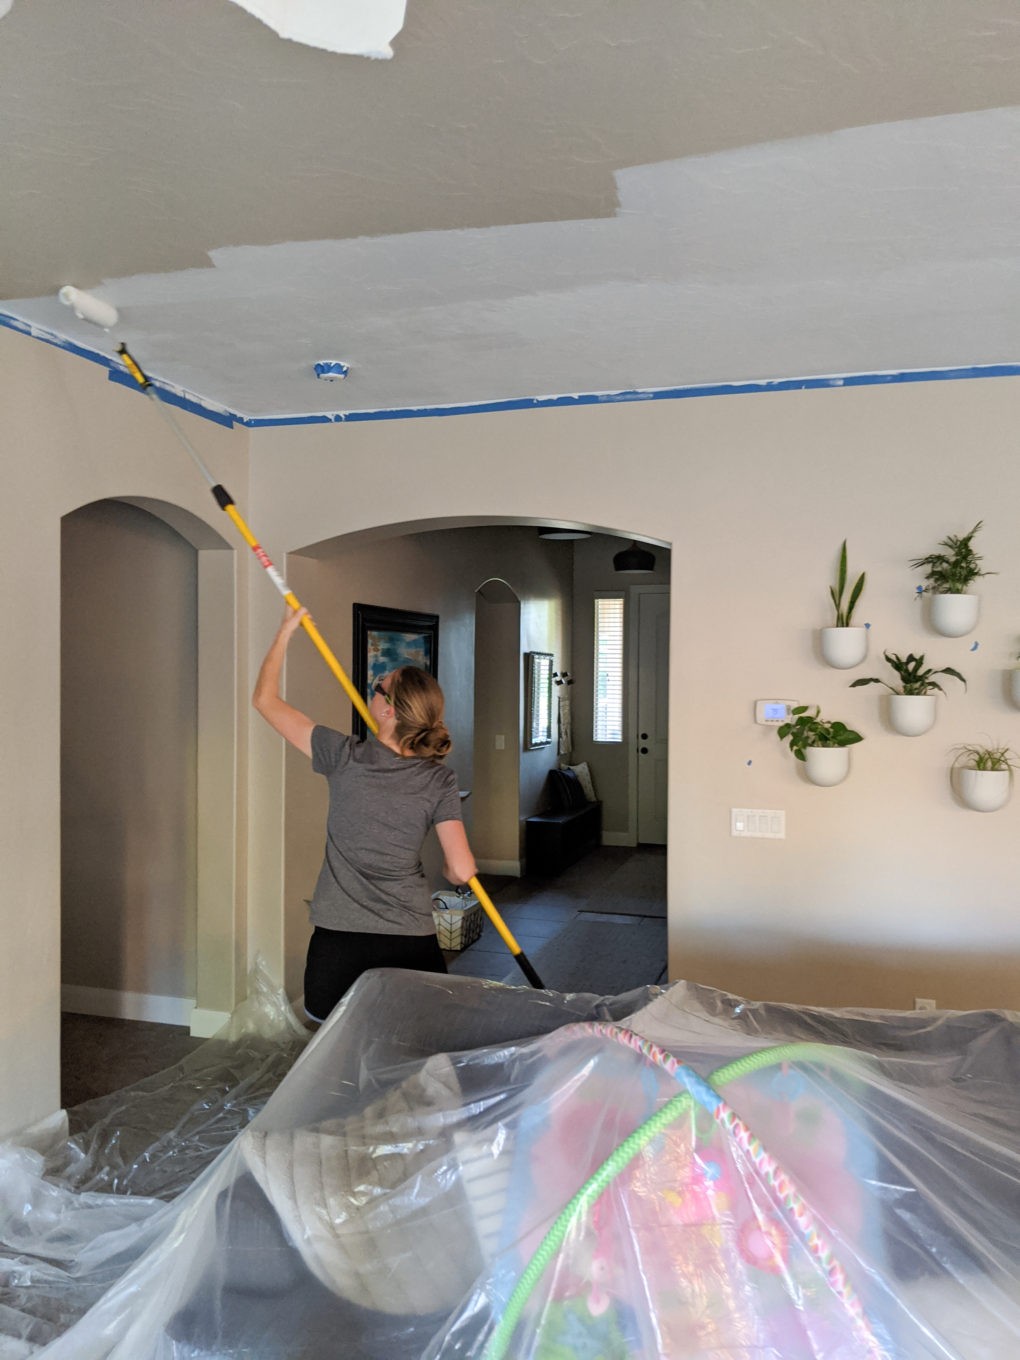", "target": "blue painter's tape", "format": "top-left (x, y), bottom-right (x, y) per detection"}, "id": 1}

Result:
top-left (4, 308), bottom-right (1020, 430)
top-left (0, 311), bottom-right (237, 429)
top-left (105, 368), bottom-right (236, 427)
top-left (0, 311), bottom-right (126, 372)
top-left (237, 363), bottom-right (1020, 427)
